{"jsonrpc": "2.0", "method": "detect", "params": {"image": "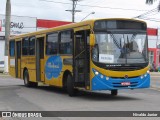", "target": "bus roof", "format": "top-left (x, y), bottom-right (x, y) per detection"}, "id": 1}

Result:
top-left (10, 18), bottom-right (146, 40)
